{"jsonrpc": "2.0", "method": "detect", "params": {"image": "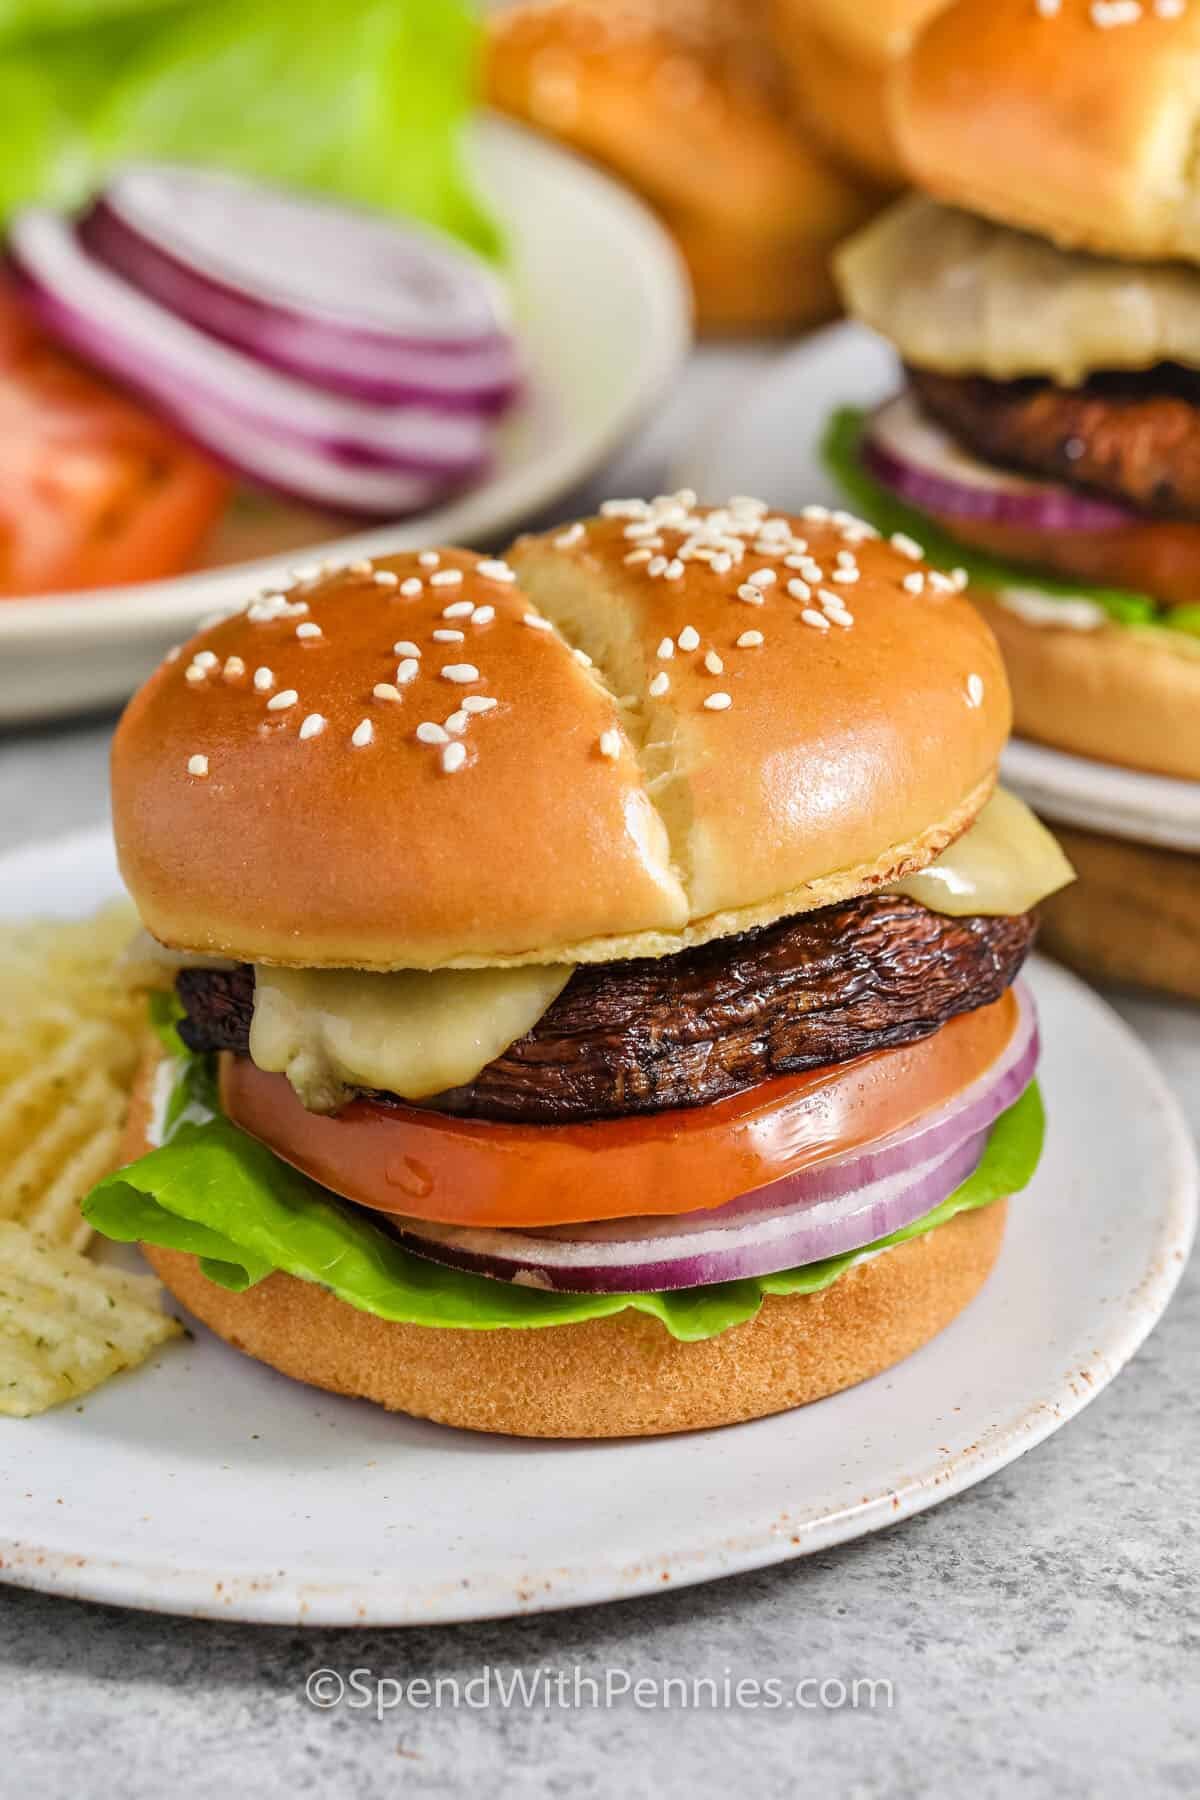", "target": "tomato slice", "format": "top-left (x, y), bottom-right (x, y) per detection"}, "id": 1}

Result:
top-left (220, 991), bottom-right (1018, 1228)
top-left (0, 282), bottom-right (230, 596)
top-left (927, 507), bottom-right (1200, 612)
